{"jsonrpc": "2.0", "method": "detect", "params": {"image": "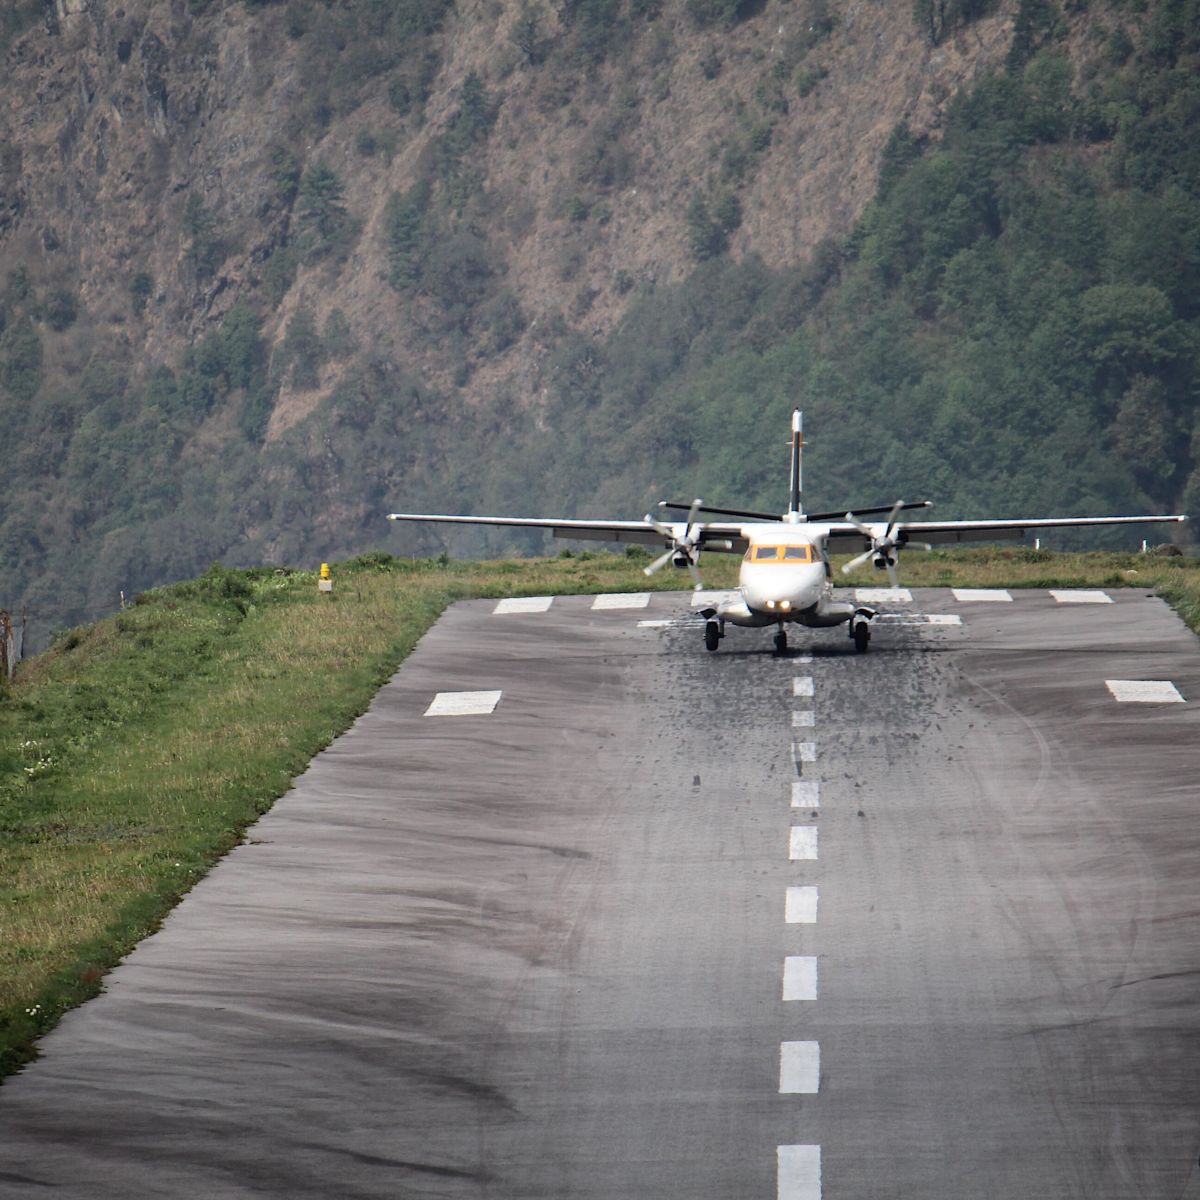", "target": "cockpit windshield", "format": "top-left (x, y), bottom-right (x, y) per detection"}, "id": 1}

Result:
top-left (746, 544), bottom-right (815, 563)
